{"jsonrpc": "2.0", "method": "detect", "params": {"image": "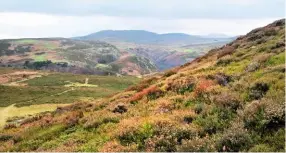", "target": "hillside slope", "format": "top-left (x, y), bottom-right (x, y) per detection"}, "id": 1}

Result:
top-left (0, 19), bottom-right (285, 152)
top-left (0, 39), bottom-right (157, 75)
